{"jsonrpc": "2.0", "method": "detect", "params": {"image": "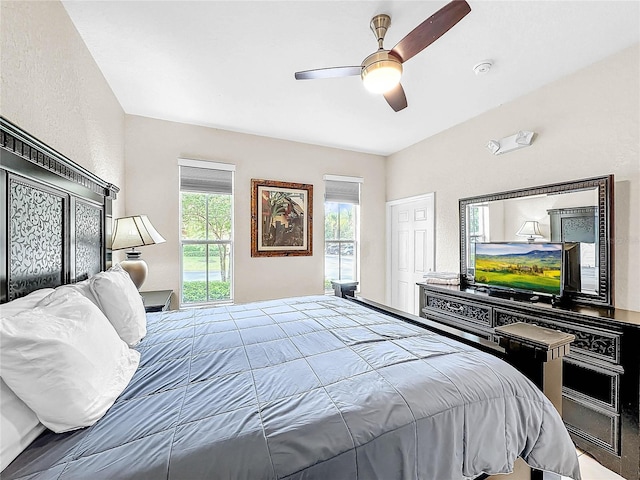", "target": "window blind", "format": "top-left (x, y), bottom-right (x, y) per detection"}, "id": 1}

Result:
top-left (325, 179), bottom-right (360, 205)
top-left (180, 166), bottom-right (233, 195)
